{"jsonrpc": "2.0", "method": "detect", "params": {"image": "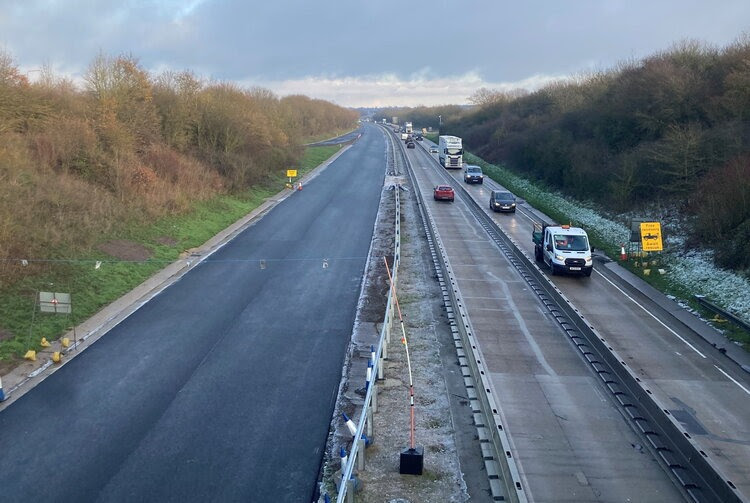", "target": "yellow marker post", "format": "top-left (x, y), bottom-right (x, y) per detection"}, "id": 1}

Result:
top-left (640, 222), bottom-right (663, 252)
